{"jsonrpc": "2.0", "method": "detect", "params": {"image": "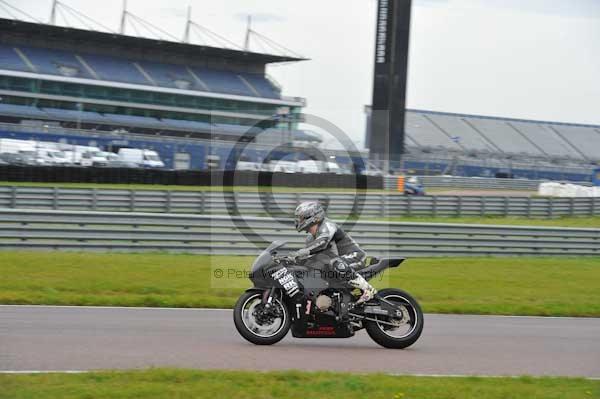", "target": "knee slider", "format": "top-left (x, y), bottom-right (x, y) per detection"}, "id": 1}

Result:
top-left (330, 258), bottom-right (355, 279)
